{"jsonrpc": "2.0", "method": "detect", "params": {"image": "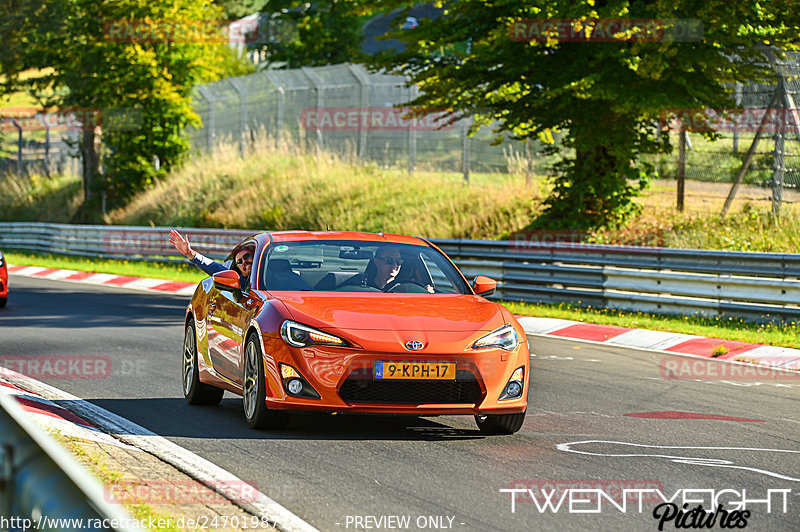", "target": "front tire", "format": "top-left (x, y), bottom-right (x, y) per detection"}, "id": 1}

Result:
top-left (0, 297), bottom-right (6, 308)
top-left (242, 335), bottom-right (288, 430)
top-left (475, 411), bottom-right (526, 435)
top-left (183, 324), bottom-right (224, 405)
